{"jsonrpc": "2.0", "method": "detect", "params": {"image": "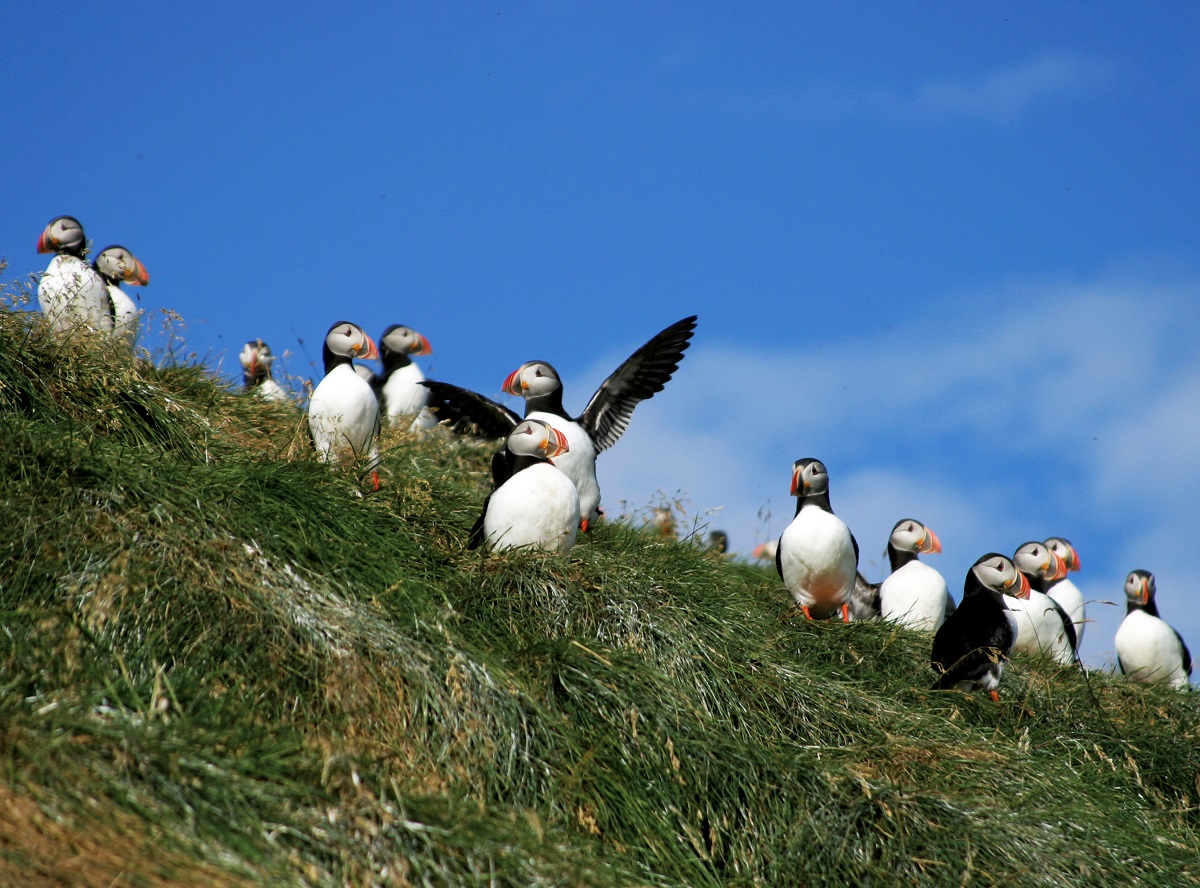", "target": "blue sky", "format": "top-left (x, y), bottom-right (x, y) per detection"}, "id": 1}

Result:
top-left (5, 3), bottom-right (1198, 672)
